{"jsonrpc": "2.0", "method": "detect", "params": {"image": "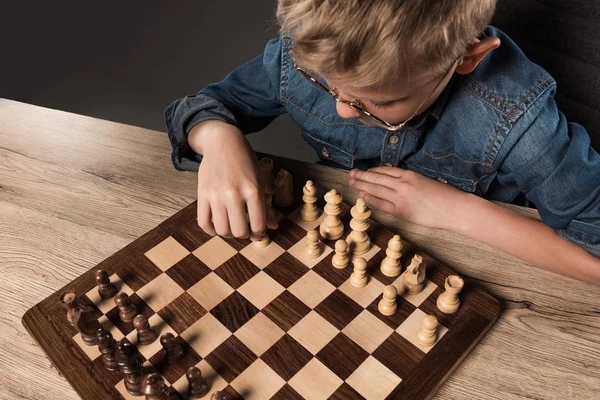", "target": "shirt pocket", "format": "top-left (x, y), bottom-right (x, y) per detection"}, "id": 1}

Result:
top-left (302, 130), bottom-right (355, 169)
top-left (401, 163), bottom-right (479, 193)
